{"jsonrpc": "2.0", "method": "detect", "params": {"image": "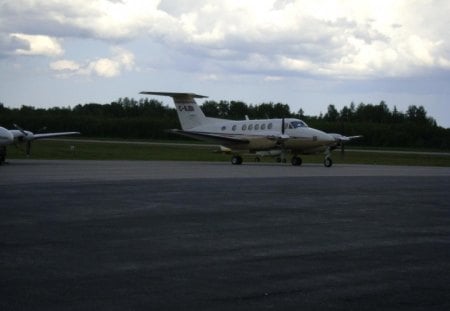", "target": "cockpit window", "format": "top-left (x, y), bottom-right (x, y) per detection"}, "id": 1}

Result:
top-left (289, 120), bottom-right (308, 128)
